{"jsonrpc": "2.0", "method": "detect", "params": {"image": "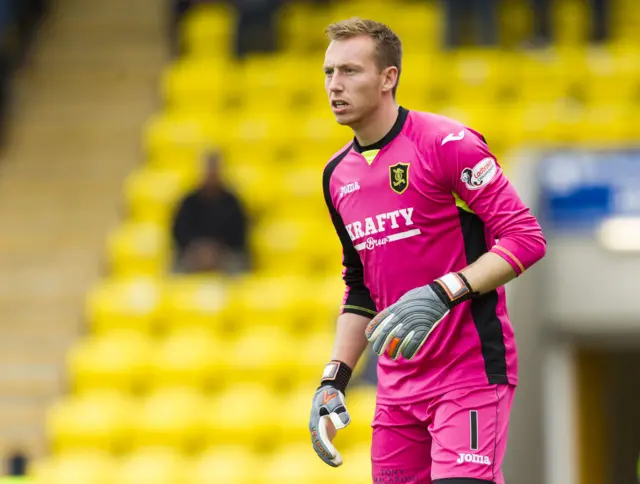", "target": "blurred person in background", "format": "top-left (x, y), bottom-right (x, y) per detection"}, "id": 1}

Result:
top-left (442, 0), bottom-right (500, 48)
top-left (171, 151), bottom-right (250, 275)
